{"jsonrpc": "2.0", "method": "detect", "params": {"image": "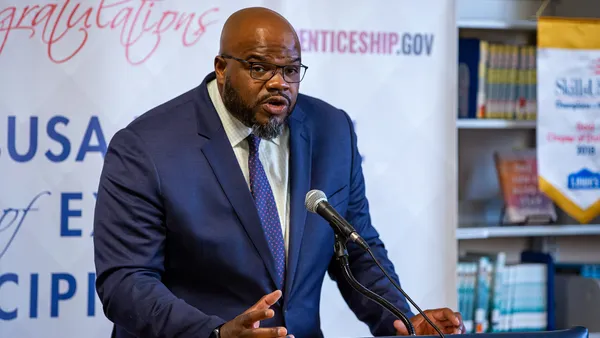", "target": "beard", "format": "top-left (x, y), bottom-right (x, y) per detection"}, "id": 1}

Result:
top-left (222, 76), bottom-right (291, 140)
